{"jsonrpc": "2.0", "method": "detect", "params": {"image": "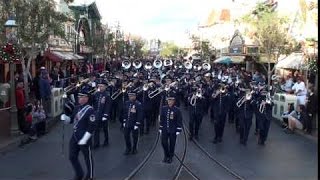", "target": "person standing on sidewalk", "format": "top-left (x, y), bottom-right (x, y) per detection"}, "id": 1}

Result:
top-left (16, 79), bottom-right (25, 134)
top-left (305, 87), bottom-right (317, 134)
